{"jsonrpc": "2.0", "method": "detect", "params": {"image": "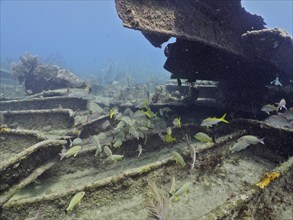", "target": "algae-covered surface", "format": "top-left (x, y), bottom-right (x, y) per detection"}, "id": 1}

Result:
top-left (9, 141), bottom-right (187, 201)
top-left (1, 95), bottom-right (292, 220)
top-left (84, 150), bottom-right (277, 220)
top-left (2, 132), bottom-right (287, 220)
top-left (0, 131), bottom-right (42, 165)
